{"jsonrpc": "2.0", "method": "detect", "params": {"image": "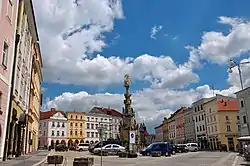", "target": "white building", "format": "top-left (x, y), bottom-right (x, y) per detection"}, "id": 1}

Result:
top-left (235, 87), bottom-right (250, 136)
top-left (85, 113), bottom-right (112, 143)
top-left (89, 107), bottom-right (123, 139)
top-left (39, 108), bottom-right (67, 147)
